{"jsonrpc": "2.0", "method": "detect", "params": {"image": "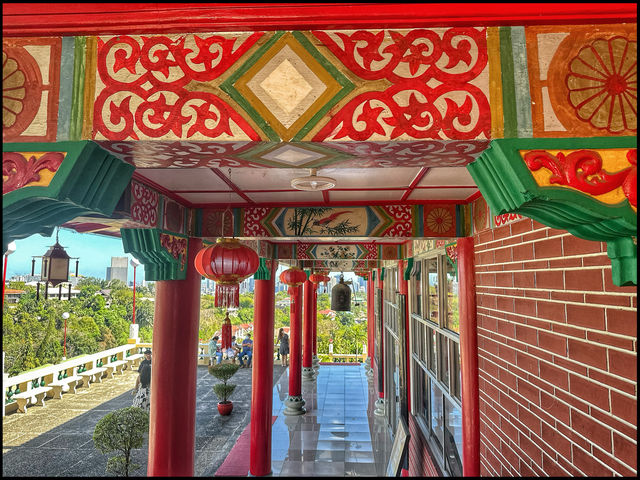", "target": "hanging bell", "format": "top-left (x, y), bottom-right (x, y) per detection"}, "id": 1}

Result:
top-left (331, 275), bottom-right (352, 312)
